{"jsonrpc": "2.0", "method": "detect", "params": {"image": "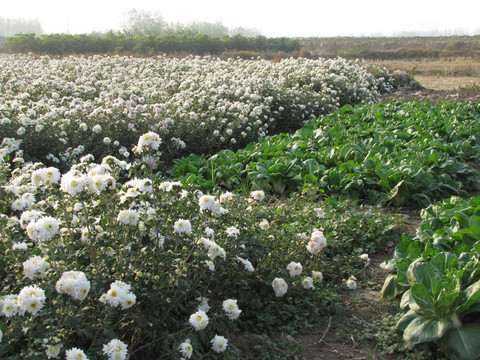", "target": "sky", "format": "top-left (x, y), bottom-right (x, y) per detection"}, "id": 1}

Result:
top-left (1, 0), bottom-right (479, 37)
